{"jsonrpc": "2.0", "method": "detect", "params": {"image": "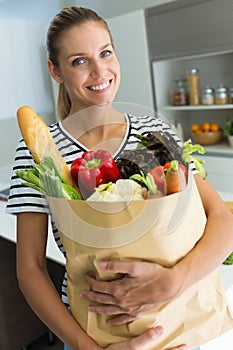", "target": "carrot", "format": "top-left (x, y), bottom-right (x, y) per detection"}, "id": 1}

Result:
top-left (165, 160), bottom-right (187, 195)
